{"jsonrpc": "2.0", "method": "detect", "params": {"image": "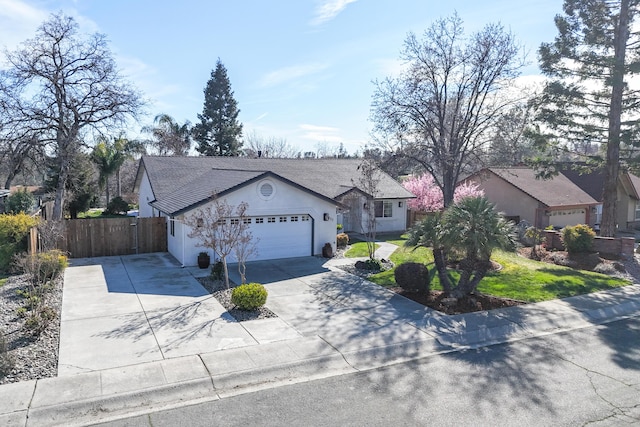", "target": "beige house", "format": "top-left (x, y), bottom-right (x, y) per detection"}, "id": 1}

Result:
top-left (465, 167), bottom-right (599, 229)
top-left (560, 167), bottom-right (640, 231)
